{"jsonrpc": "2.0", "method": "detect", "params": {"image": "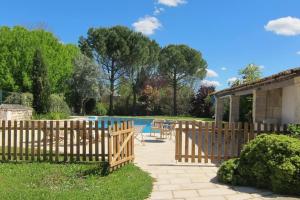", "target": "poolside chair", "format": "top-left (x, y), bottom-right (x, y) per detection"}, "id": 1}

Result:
top-left (134, 125), bottom-right (145, 145)
top-left (150, 120), bottom-right (164, 137)
top-left (162, 121), bottom-right (176, 139)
